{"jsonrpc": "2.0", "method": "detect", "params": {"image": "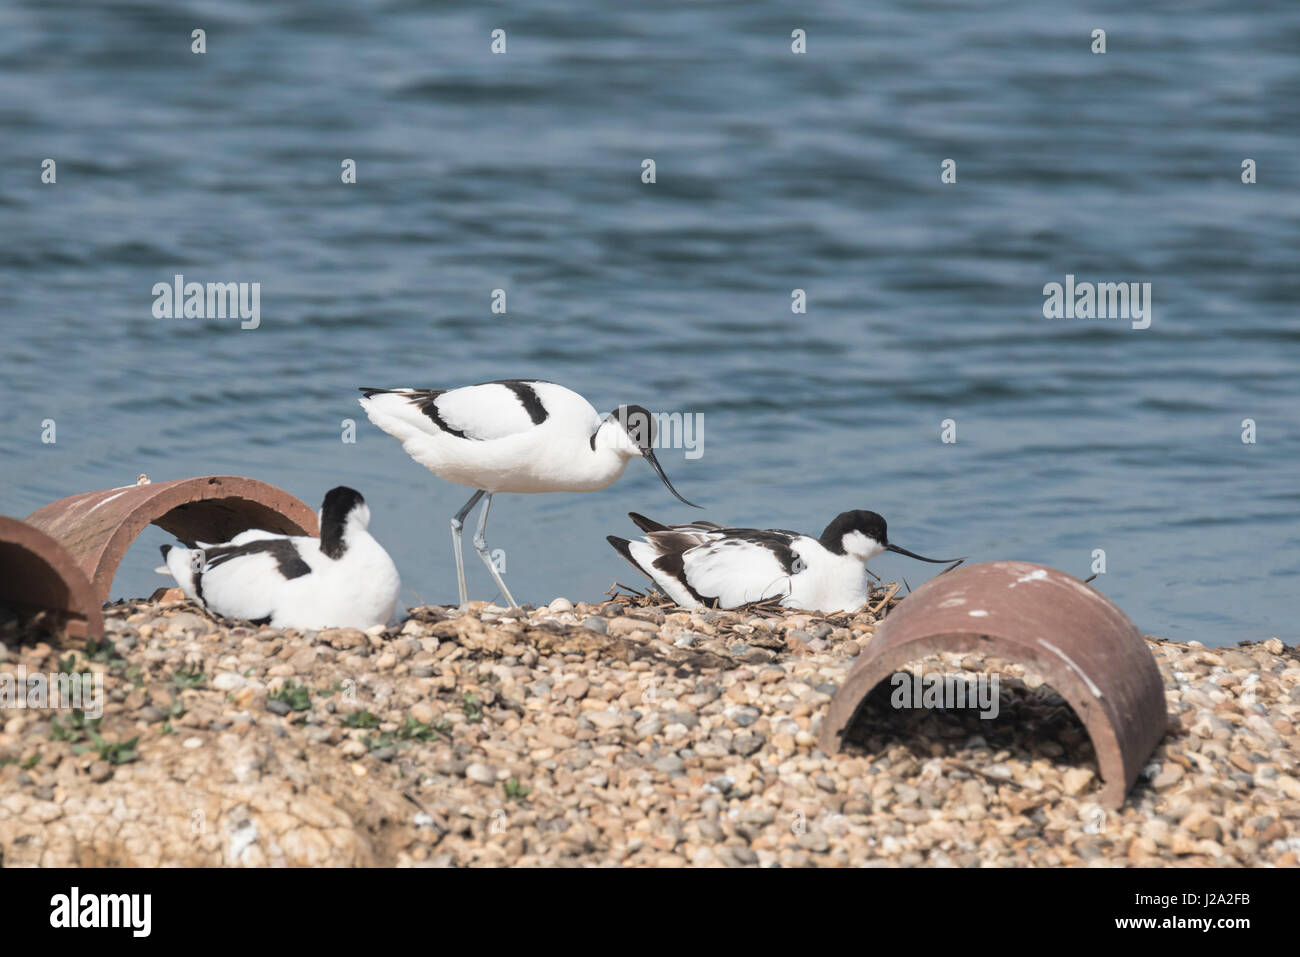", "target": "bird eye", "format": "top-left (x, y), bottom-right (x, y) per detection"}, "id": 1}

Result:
top-left (791, 557), bottom-right (807, 573)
